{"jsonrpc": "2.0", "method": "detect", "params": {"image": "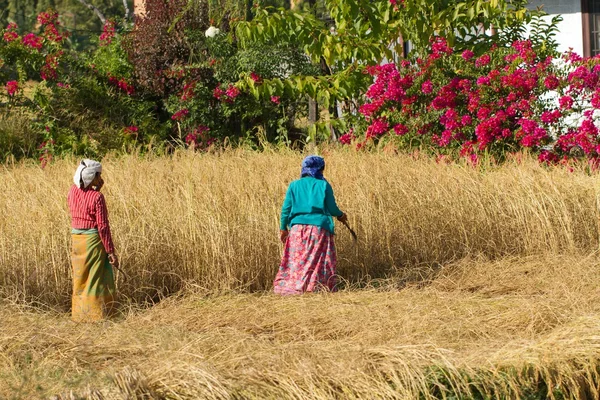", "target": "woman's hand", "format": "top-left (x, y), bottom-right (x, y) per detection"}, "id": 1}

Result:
top-left (337, 213), bottom-right (348, 224)
top-left (108, 253), bottom-right (119, 269)
top-left (280, 230), bottom-right (289, 244)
